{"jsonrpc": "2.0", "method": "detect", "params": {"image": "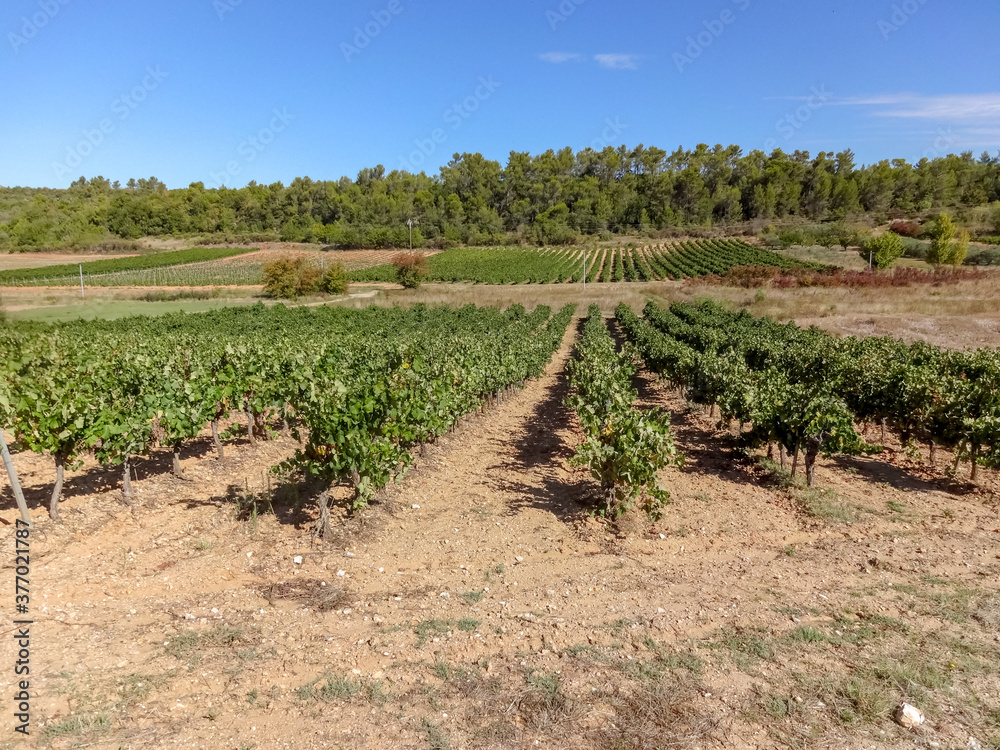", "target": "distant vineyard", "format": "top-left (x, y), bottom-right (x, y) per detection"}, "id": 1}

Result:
top-left (0, 241), bottom-right (814, 288)
top-left (349, 240), bottom-right (814, 285)
top-left (0, 247), bottom-right (257, 285)
top-left (0, 248), bottom-right (402, 288)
